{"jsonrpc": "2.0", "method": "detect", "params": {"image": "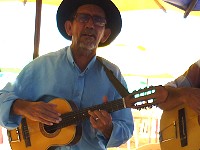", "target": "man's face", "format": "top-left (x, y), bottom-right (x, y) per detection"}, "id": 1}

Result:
top-left (66, 4), bottom-right (110, 53)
